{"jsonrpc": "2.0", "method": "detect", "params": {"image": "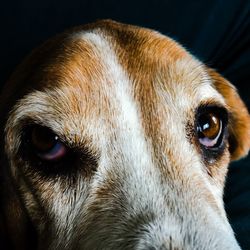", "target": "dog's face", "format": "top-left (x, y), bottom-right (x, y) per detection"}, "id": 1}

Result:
top-left (1, 20), bottom-right (249, 250)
